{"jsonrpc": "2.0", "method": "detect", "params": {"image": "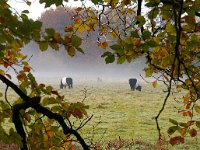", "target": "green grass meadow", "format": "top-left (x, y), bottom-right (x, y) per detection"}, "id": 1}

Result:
top-left (1, 80), bottom-right (200, 149)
